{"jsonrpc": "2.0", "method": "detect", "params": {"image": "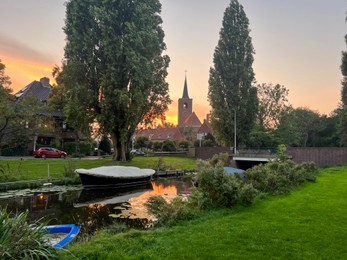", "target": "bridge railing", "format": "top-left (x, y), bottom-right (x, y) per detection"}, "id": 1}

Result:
top-left (235, 147), bottom-right (277, 156)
